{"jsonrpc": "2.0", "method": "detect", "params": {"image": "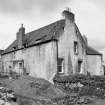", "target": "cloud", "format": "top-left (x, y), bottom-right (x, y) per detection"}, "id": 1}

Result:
top-left (71, 0), bottom-right (105, 51)
top-left (0, 0), bottom-right (105, 59)
top-left (0, 0), bottom-right (37, 15)
top-left (0, 0), bottom-right (72, 49)
top-left (0, 0), bottom-right (70, 15)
